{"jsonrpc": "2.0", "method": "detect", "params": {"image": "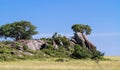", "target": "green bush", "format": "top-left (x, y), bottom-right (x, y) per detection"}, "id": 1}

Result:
top-left (23, 44), bottom-right (29, 51)
top-left (60, 36), bottom-right (70, 47)
top-left (91, 50), bottom-right (104, 59)
top-left (0, 45), bottom-right (13, 54)
top-left (71, 44), bottom-right (92, 59)
top-left (41, 46), bottom-right (69, 58)
top-left (40, 38), bottom-right (53, 45)
top-left (0, 53), bottom-right (13, 61)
